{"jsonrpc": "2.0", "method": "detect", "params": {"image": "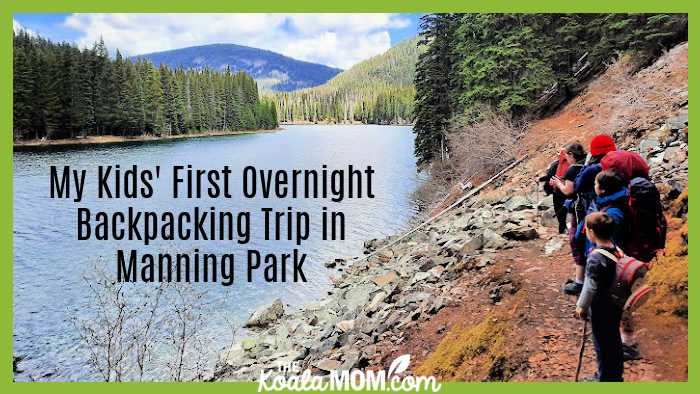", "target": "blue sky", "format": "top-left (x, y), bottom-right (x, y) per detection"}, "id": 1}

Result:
top-left (13, 13), bottom-right (421, 69)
